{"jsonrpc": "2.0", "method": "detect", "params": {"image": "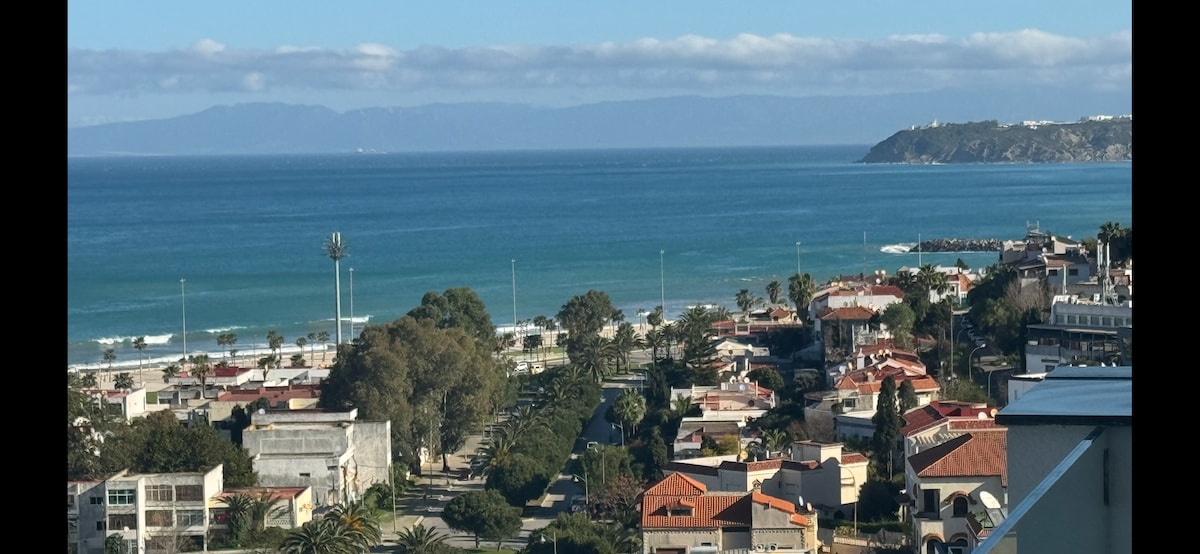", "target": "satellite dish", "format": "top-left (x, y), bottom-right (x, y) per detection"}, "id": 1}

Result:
top-left (258, 408), bottom-right (266, 415)
top-left (977, 412), bottom-right (988, 420)
top-left (979, 490), bottom-right (1001, 510)
top-left (743, 377), bottom-right (751, 383)
top-left (739, 384), bottom-right (747, 392)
